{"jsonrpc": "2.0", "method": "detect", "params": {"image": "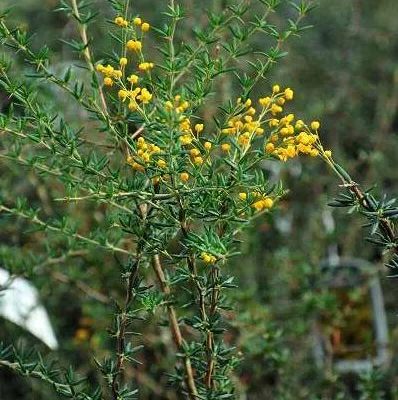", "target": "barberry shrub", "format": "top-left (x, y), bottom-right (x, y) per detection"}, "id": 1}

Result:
top-left (2, 0), bottom-right (396, 399)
